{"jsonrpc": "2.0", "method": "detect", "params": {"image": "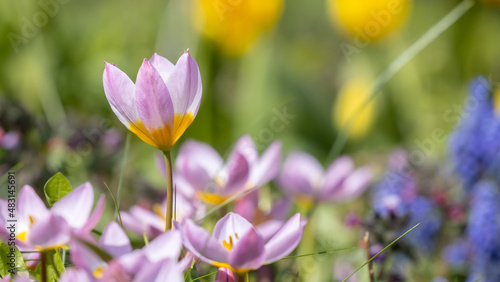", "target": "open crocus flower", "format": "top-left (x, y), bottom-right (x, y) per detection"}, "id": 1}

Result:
top-left (277, 152), bottom-right (372, 206)
top-left (178, 212), bottom-right (305, 274)
top-left (176, 135), bottom-right (280, 205)
top-left (0, 184), bottom-right (104, 251)
top-left (66, 222), bottom-right (186, 282)
top-left (103, 51), bottom-right (202, 151)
